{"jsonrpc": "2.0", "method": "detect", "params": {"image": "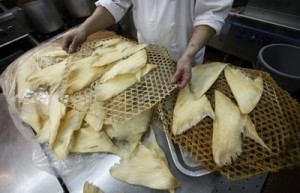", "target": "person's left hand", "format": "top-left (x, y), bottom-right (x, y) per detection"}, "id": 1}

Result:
top-left (171, 56), bottom-right (192, 89)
